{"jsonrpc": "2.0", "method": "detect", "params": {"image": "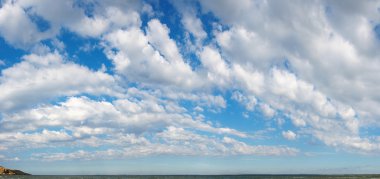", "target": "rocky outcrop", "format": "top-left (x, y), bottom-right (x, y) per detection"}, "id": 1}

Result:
top-left (0, 166), bottom-right (30, 175)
